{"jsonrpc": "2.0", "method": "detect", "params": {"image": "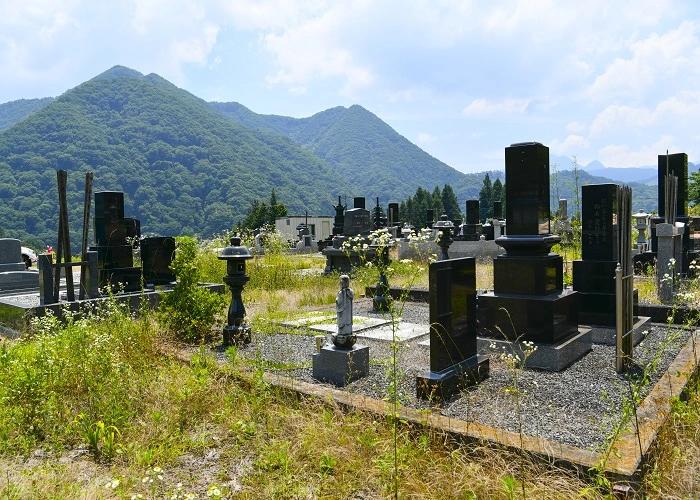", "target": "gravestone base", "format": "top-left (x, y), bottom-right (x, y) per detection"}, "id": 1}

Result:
top-left (478, 328), bottom-right (592, 371)
top-left (0, 263), bottom-right (27, 273)
top-left (584, 316), bottom-right (651, 346)
top-left (477, 289), bottom-right (579, 344)
top-left (312, 344), bottom-right (369, 386)
top-left (416, 354), bottom-right (489, 401)
top-left (99, 267), bottom-right (142, 293)
top-left (0, 271), bottom-right (40, 294)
